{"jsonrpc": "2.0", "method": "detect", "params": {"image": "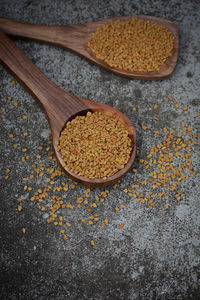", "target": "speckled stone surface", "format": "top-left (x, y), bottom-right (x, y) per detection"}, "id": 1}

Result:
top-left (0, 1), bottom-right (200, 299)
